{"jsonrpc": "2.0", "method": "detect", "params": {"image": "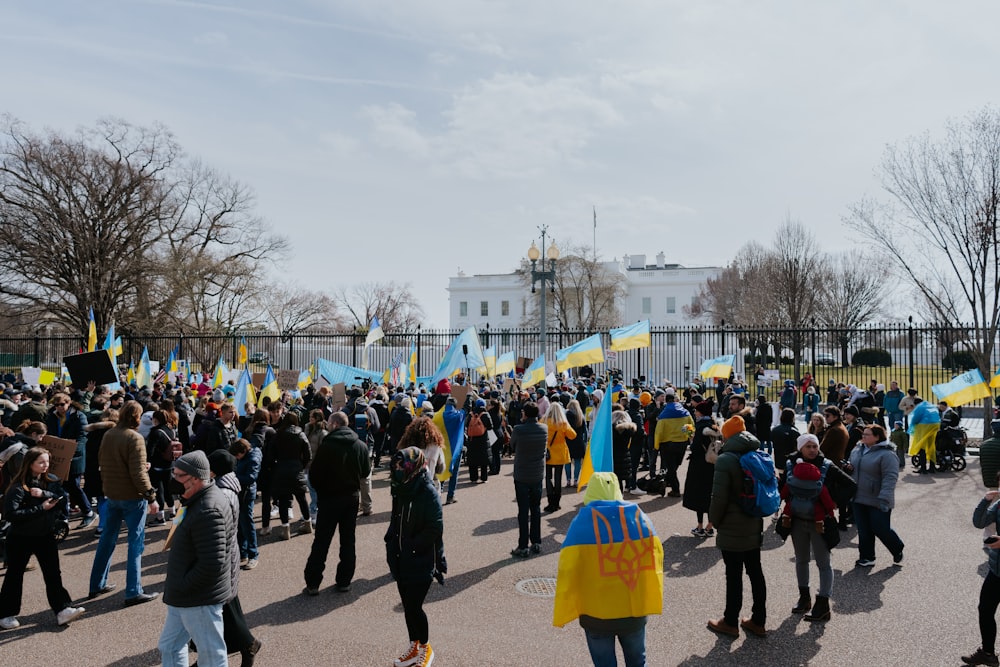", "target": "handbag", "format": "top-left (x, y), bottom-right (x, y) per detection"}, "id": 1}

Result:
top-left (704, 427), bottom-right (723, 464)
top-left (545, 431), bottom-right (556, 462)
top-left (821, 515), bottom-right (841, 550)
